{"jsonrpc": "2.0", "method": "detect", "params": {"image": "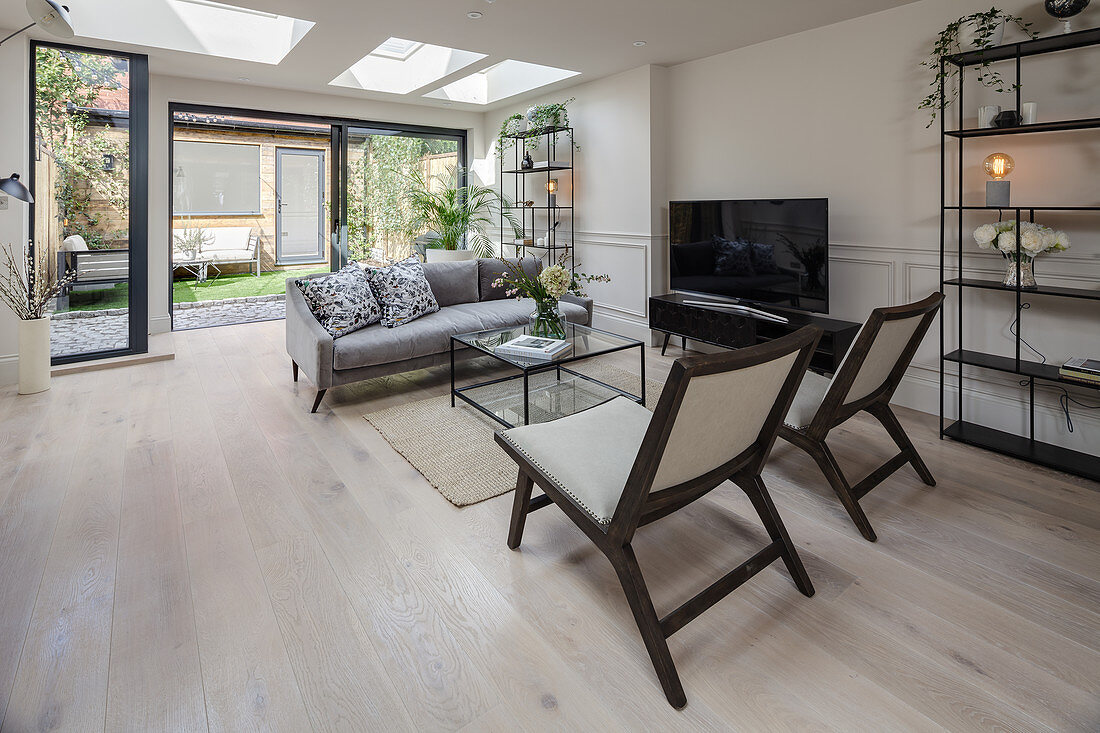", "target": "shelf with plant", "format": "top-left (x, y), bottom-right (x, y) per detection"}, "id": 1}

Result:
top-left (919, 7), bottom-right (1036, 128)
top-left (496, 98), bottom-right (578, 157)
